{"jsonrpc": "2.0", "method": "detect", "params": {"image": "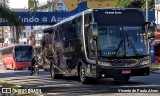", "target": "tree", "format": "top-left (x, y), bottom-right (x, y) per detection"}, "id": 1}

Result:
top-left (28, 0), bottom-right (39, 12)
top-left (116, 0), bottom-right (155, 10)
top-left (0, 0), bottom-right (23, 43)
